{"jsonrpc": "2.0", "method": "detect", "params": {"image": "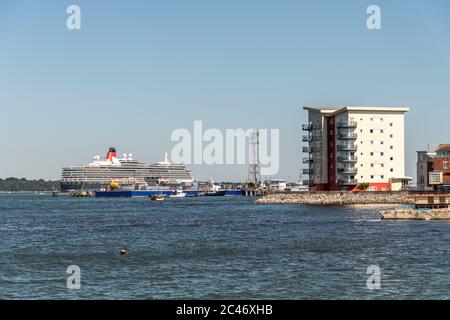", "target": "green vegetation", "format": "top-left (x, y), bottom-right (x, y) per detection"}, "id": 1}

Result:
top-left (357, 182), bottom-right (370, 191)
top-left (0, 178), bottom-right (60, 192)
